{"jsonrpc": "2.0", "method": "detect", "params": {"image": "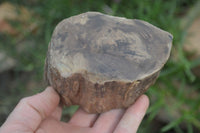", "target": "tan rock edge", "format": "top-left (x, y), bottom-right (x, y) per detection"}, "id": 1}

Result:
top-left (45, 12), bottom-right (172, 113)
